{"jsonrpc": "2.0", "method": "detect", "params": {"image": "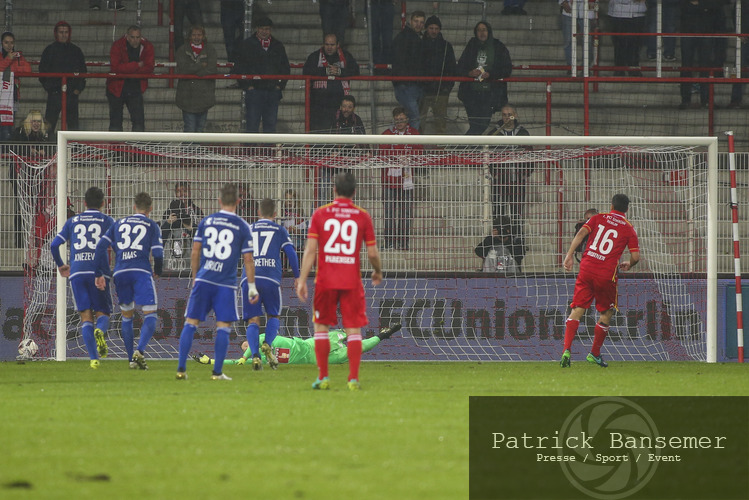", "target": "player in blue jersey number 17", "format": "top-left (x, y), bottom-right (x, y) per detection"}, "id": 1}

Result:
top-left (176, 183), bottom-right (259, 381)
top-left (51, 187), bottom-right (115, 369)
